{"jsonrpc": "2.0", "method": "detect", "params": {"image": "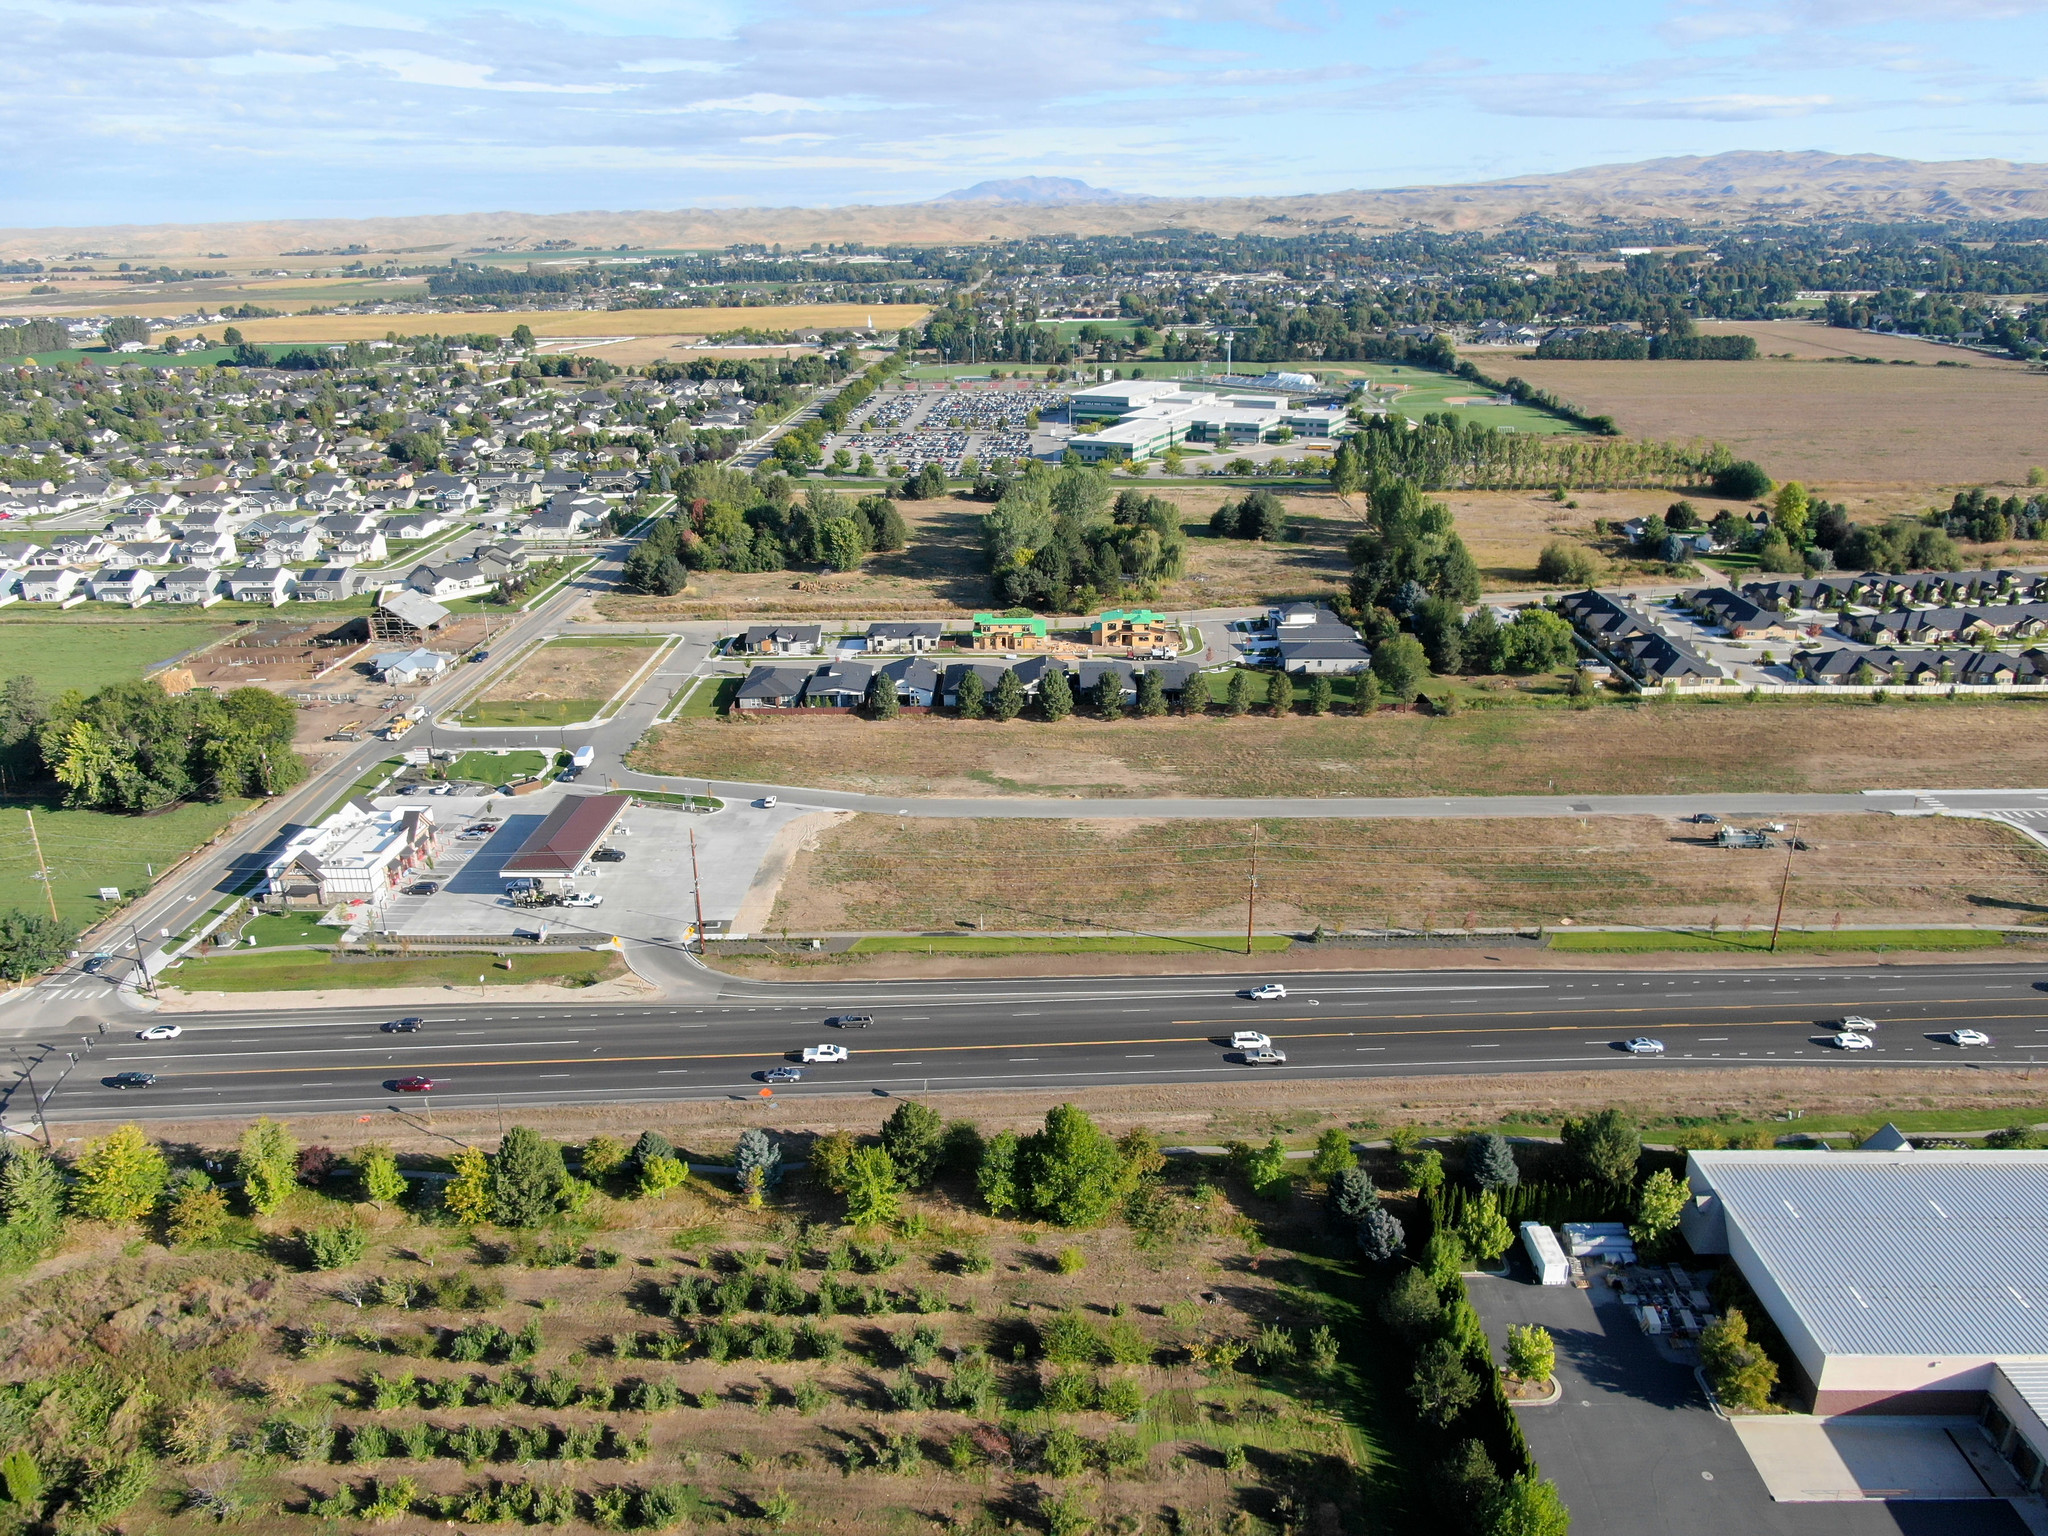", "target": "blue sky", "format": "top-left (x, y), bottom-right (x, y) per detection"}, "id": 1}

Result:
top-left (5, 0), bottom-right (2048, 227)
